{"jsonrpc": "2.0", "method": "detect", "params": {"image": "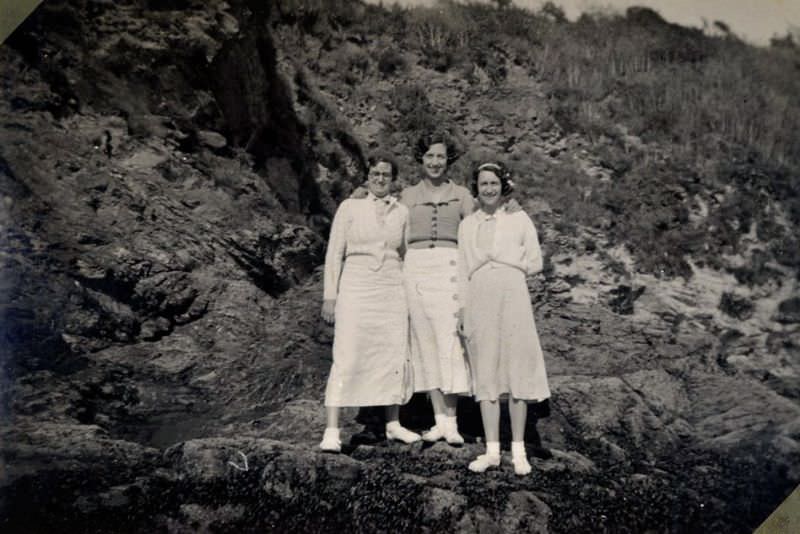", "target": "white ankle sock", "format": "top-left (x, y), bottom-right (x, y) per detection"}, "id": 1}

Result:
top-left (320, 427), bottom-right (341, 452)
top-left (486, 441), bottom-right (500, 457)
top-left (511, 441), bottom-right (526, 458)
top-left (386, 421), bottom-right (401, 431)
top-left (434, 414), bottom-right (448, 429)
